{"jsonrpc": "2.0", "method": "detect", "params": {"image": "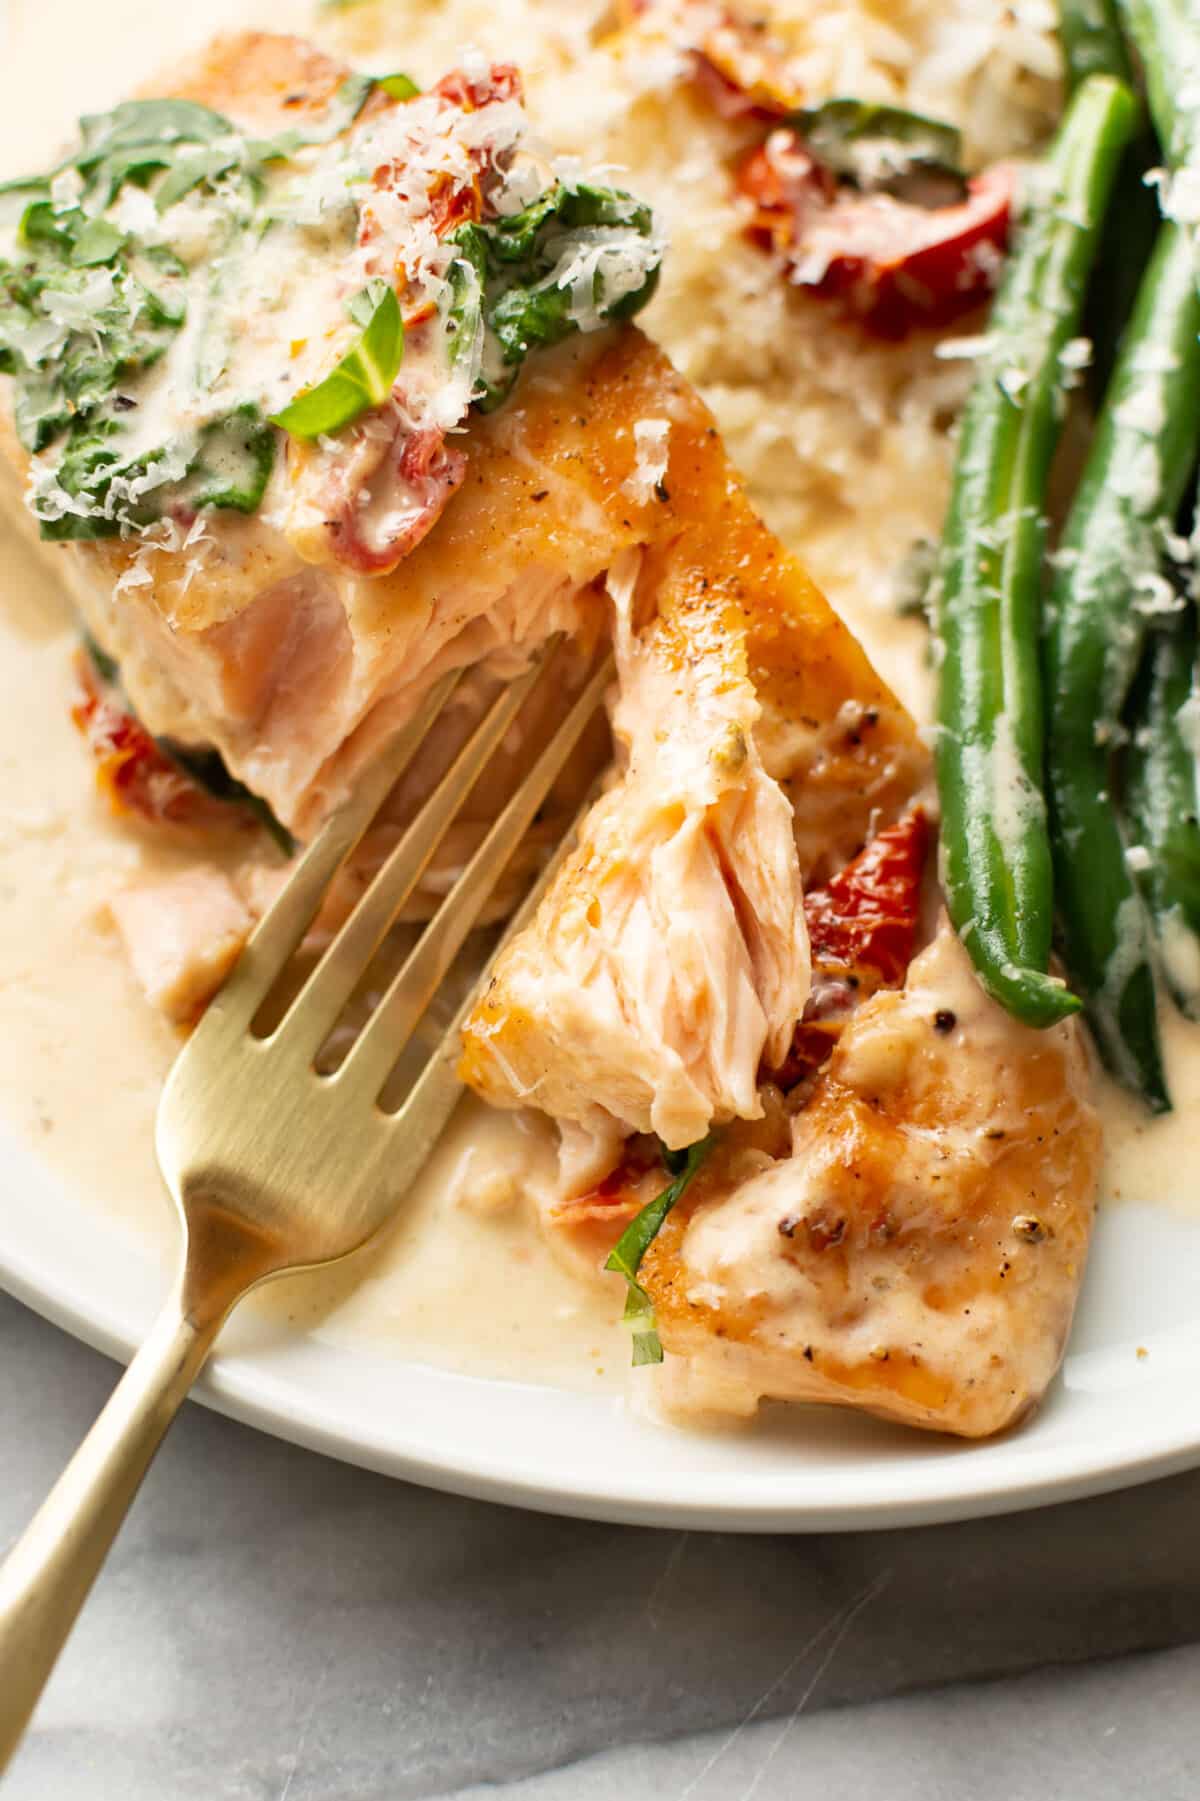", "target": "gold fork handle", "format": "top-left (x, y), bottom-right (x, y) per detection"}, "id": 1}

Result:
top-left (0, 1289), bottom-right (221, 1772)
